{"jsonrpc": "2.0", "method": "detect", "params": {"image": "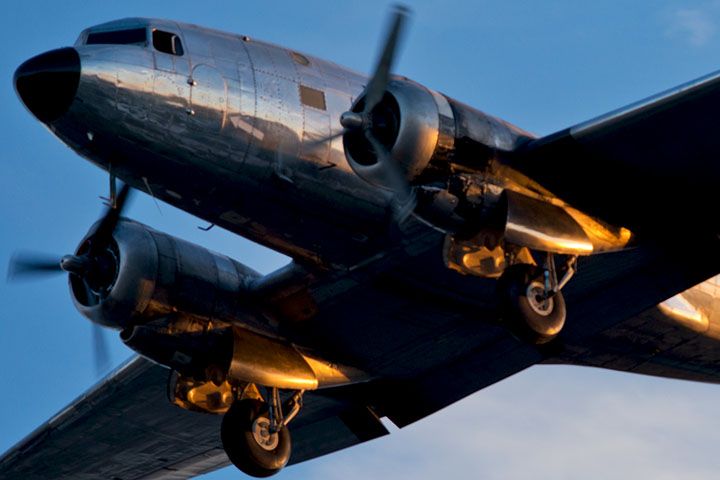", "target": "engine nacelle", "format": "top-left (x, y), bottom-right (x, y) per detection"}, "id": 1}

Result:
top-left (122, 319), bottom-right (368, 393)
top-left (343, 79), bottom-right (455, 186)
top-left (70, 219), bottom-right (261, 329)
top-left (72, 220), bottom-right (369, 393)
